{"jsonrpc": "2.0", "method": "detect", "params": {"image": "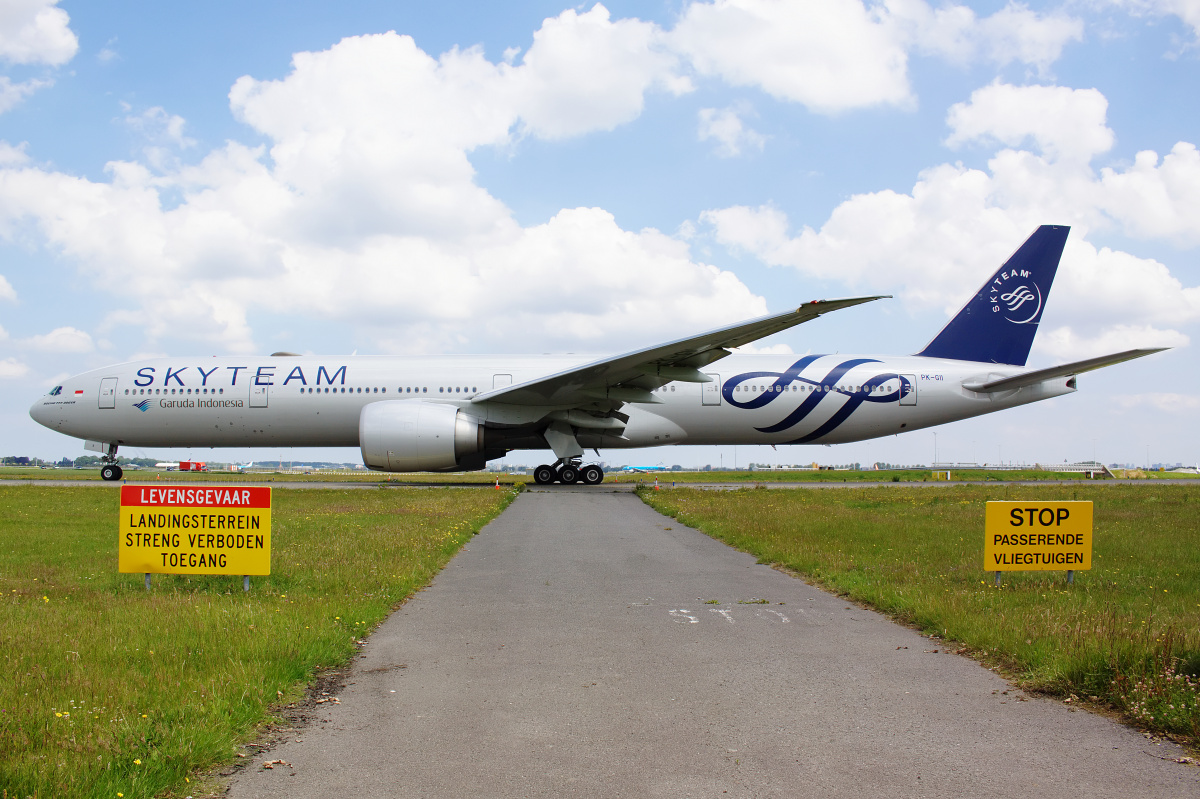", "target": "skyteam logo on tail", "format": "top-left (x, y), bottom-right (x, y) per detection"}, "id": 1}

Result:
top-left (989, 269), bottom-right (1043, 324)
top-left (134, 400), bottom-right (152, 412)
